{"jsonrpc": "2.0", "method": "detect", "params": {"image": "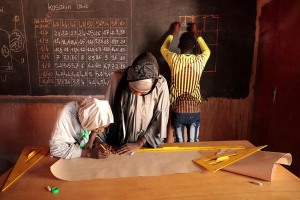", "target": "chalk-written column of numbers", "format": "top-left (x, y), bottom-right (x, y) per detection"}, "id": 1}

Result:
top-left (34, 18), bottom-right (128, 86)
